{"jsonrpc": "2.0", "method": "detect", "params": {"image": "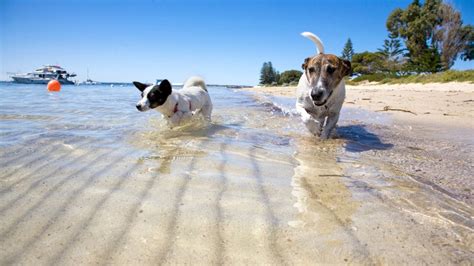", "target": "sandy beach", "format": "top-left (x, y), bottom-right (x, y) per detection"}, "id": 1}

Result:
top-left (243, 82), bottom-right (474, 206)
top-left (248, 82), bottom-right (474, 128)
